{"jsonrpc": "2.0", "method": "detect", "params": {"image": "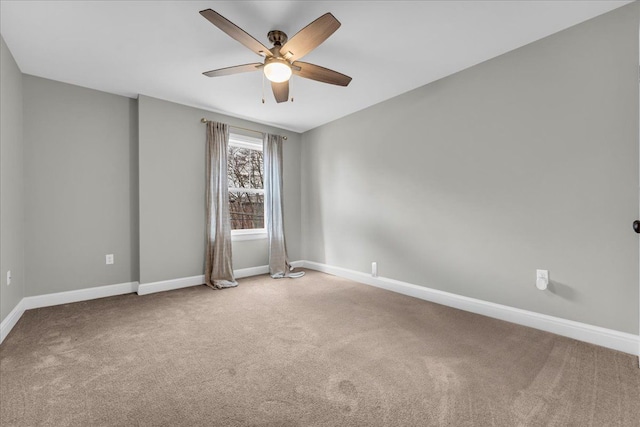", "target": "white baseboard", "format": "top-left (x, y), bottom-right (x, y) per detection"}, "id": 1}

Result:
top-left (290, 260), bottom-right (304, 269)
top-left (4, 261), bottom-right (637, 358)
top-left (23, 281), bottom-right (139, 310)
top-left (137, 264), bottom-right (281, 296)
top-left (1, 281), bottom-right (138, 345)
top-left (235, 262), bottom-right (305, 277)
top-left (235, 265), bottom-right (269, 279)
top-left (0, 299), bottom-right (25, 344)
top-left (137, 275), bottom-right (205, 296)
top-left (300, 261), bottom-right (640, 357)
